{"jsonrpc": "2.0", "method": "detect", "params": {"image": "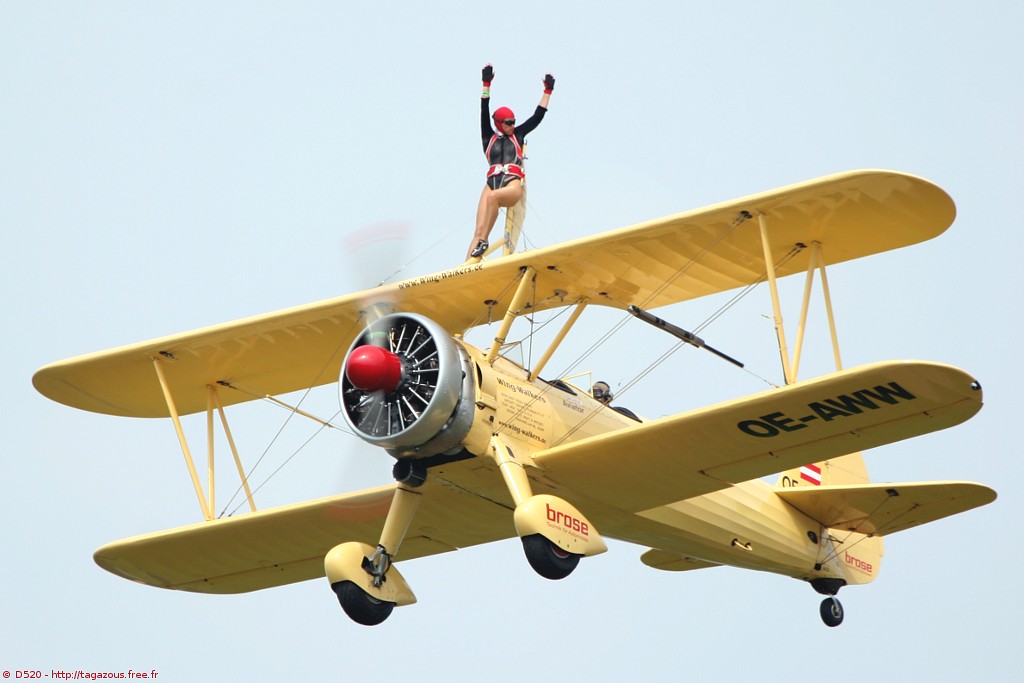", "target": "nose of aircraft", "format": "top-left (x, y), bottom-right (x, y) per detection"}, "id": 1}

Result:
top-left (345, 345), bottom-right (403, 393)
